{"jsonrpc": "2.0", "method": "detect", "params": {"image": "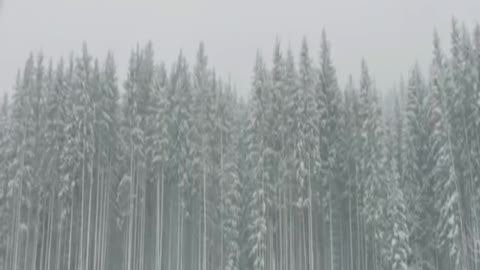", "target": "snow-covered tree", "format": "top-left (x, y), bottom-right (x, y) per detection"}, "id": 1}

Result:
top-left (429, 30), bottom-right (465, 270)
top-left (247, 52), bottom-right (269, 270)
